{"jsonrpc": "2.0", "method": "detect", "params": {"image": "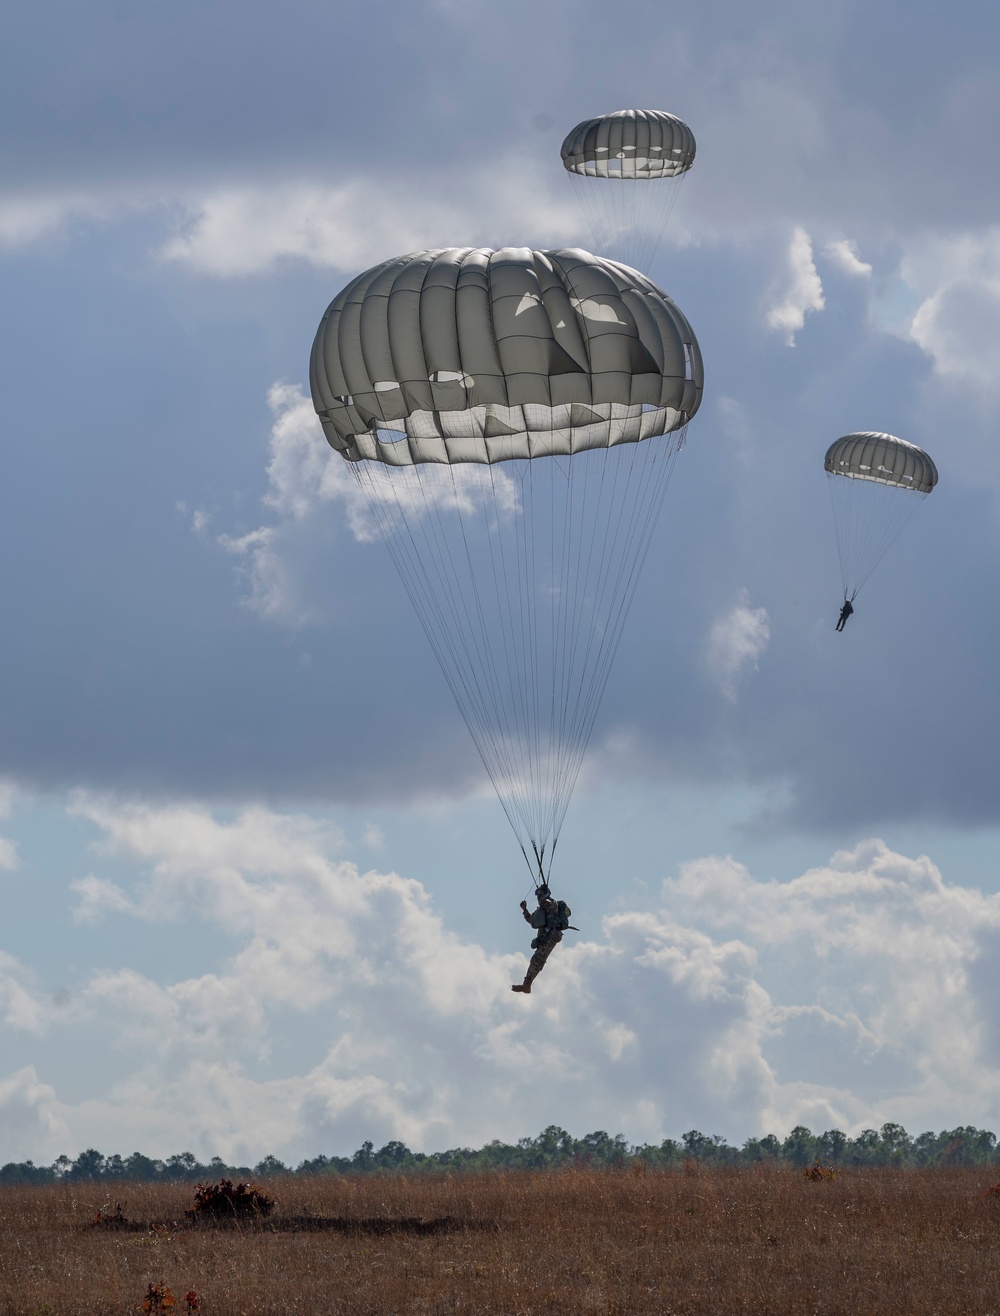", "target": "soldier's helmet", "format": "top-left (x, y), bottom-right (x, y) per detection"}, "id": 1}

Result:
top-left (536, 883), bottom-right (551, 900)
